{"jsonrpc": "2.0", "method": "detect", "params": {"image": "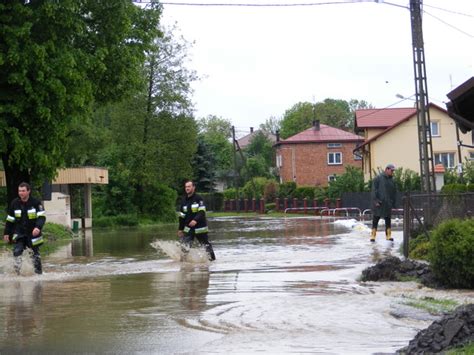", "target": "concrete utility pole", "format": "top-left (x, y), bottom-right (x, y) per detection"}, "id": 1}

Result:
top-left (410, 0), bottom-right (436, 193)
